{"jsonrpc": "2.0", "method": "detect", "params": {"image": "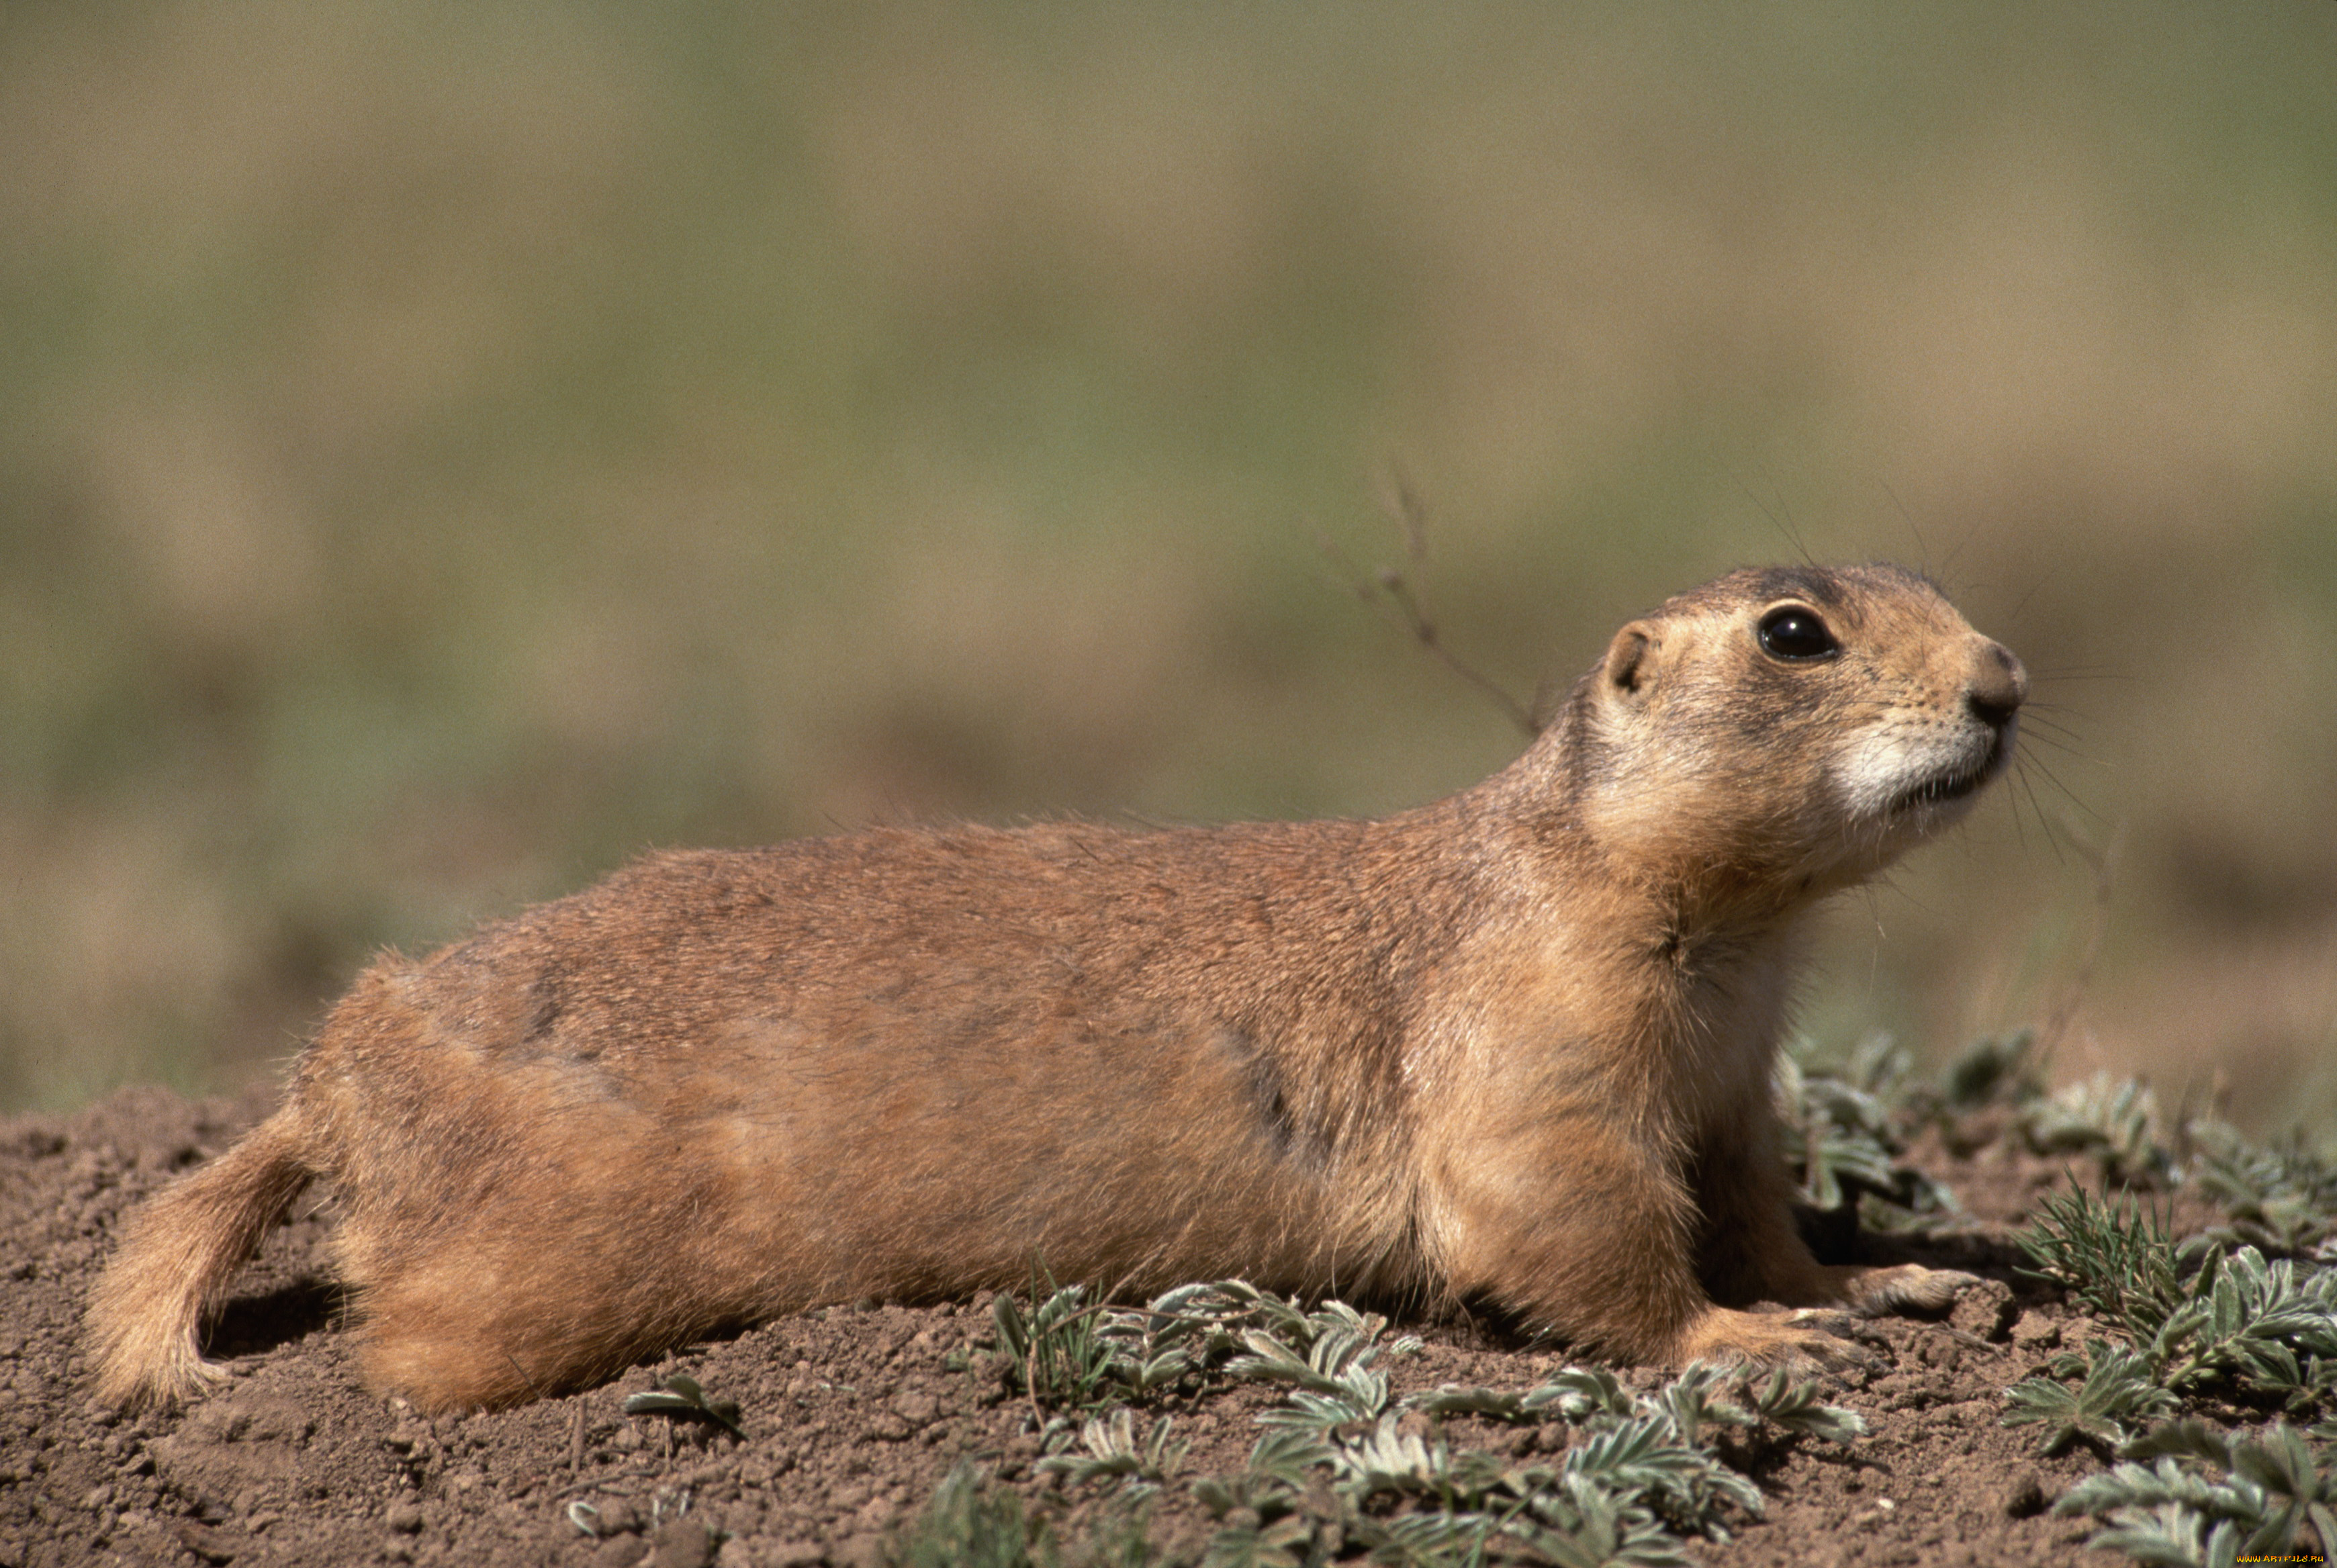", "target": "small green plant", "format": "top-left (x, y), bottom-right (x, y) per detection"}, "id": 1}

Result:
top-left (1188, 1430), bottom-right (1331, 1568)
top-left (1336, 1412), bottom-right (1712, 1567)
top-left (888, 1463), bottom-right (1058, 1568)
top-left (1923, 1033), bottom-right (2337, 1250)
top-left (2019, 1073), bottom-right (2172, 1187)
top-left (2054, 1421), bottom-right (2337, 1567)
top-left (1191, 1358), bottom-right (1861, 1567)
top-left (2007, 1184), bottom-right (2337, 1448)
top-left (1737, 1364), bottom-right (1872, 1445)
top-left (981, 1273), bottom-right (1419, 1416)
top-left (972, 1271), bottom-right (1393, 1420)
top-left (2017, 1184), bottom-right (2192, 1339)
top-left (1776, 1031), bottom-right (1956, 1228)
top-left (621, 1373), bottom-right (745, 1439)
top-left (2188, 1123), bottom-right (2337, 1254)
top-left (968, 1271), bottom-right (1866, 1568)
top-left (1930, 1027), bottom-right (2047, 1117)
top-left (2147, 1244), bottom-right (2337, 1396)
top-left (1406, 1363), bottom-right (1638, 1425)
top-left (2003, 1340), bottom-right (2183, 1455)
top-left (989, 1266), bottom-right (1127, 1414)
top-left (1036, 1410), bottom-right (1189, 1498)
top-left (1989, 1101), bottom-right (2337, 1568)
top-left (1074, 1496), bottom-right (1162, 1568)
top-left (1224, 1297), bottom-right (1414, 1434)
